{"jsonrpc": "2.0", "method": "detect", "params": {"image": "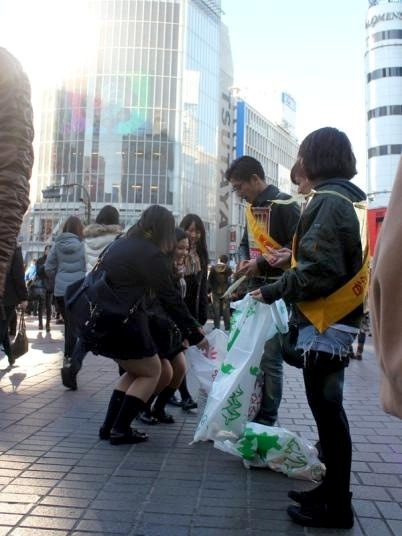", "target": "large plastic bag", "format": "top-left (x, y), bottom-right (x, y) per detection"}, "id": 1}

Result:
top-left (193, 294), bottom-right (281, 442)
top-left (186, 329), bottom-right (228, 393)
top-left (215, 422), bottom-right (326, 482)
